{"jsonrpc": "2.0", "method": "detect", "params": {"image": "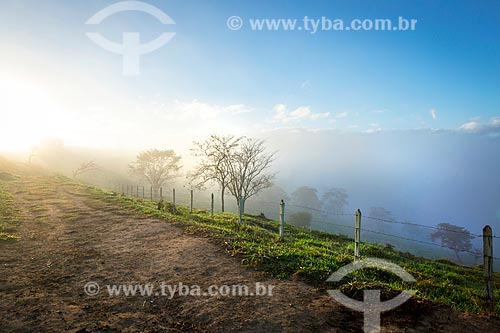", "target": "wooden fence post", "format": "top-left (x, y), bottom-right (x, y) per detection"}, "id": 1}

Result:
top-left (238, 196), bottom-right (243, 224)
top-left (190, 190), bottom-right (193, 213)
top-left (136, 185), bottom-right (139, 197)
top-left (354, 209), bottom-right (362, 260)
top-left (126, 185), bottom-right (129, 195)
top-left (142, 186), bottom-right (145, 198)
top-left (160, 187), bottom-right (163, 199)
top-left (279, 200), bottom-right (285, 239)
top-left (483, 225), bottom-right (493, 300)
top-left (211, 193), bottom-right (214, 218)
top-left (172, 188), bottom-right (176, 213)
top-left (150, 187), bottom-right (153, 201)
